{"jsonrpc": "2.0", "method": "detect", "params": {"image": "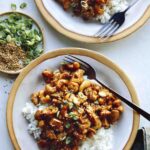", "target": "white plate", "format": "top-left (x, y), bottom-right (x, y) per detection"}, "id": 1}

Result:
top-left (42, 0), bottom-right (150, 36)
top-left (7, 48), bottom-right (139, 150)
